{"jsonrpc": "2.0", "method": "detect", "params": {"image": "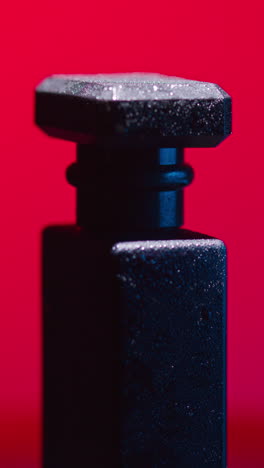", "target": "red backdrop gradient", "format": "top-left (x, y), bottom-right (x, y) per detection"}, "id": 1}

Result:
top-left (0, 0), bottom-right (263, 466)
